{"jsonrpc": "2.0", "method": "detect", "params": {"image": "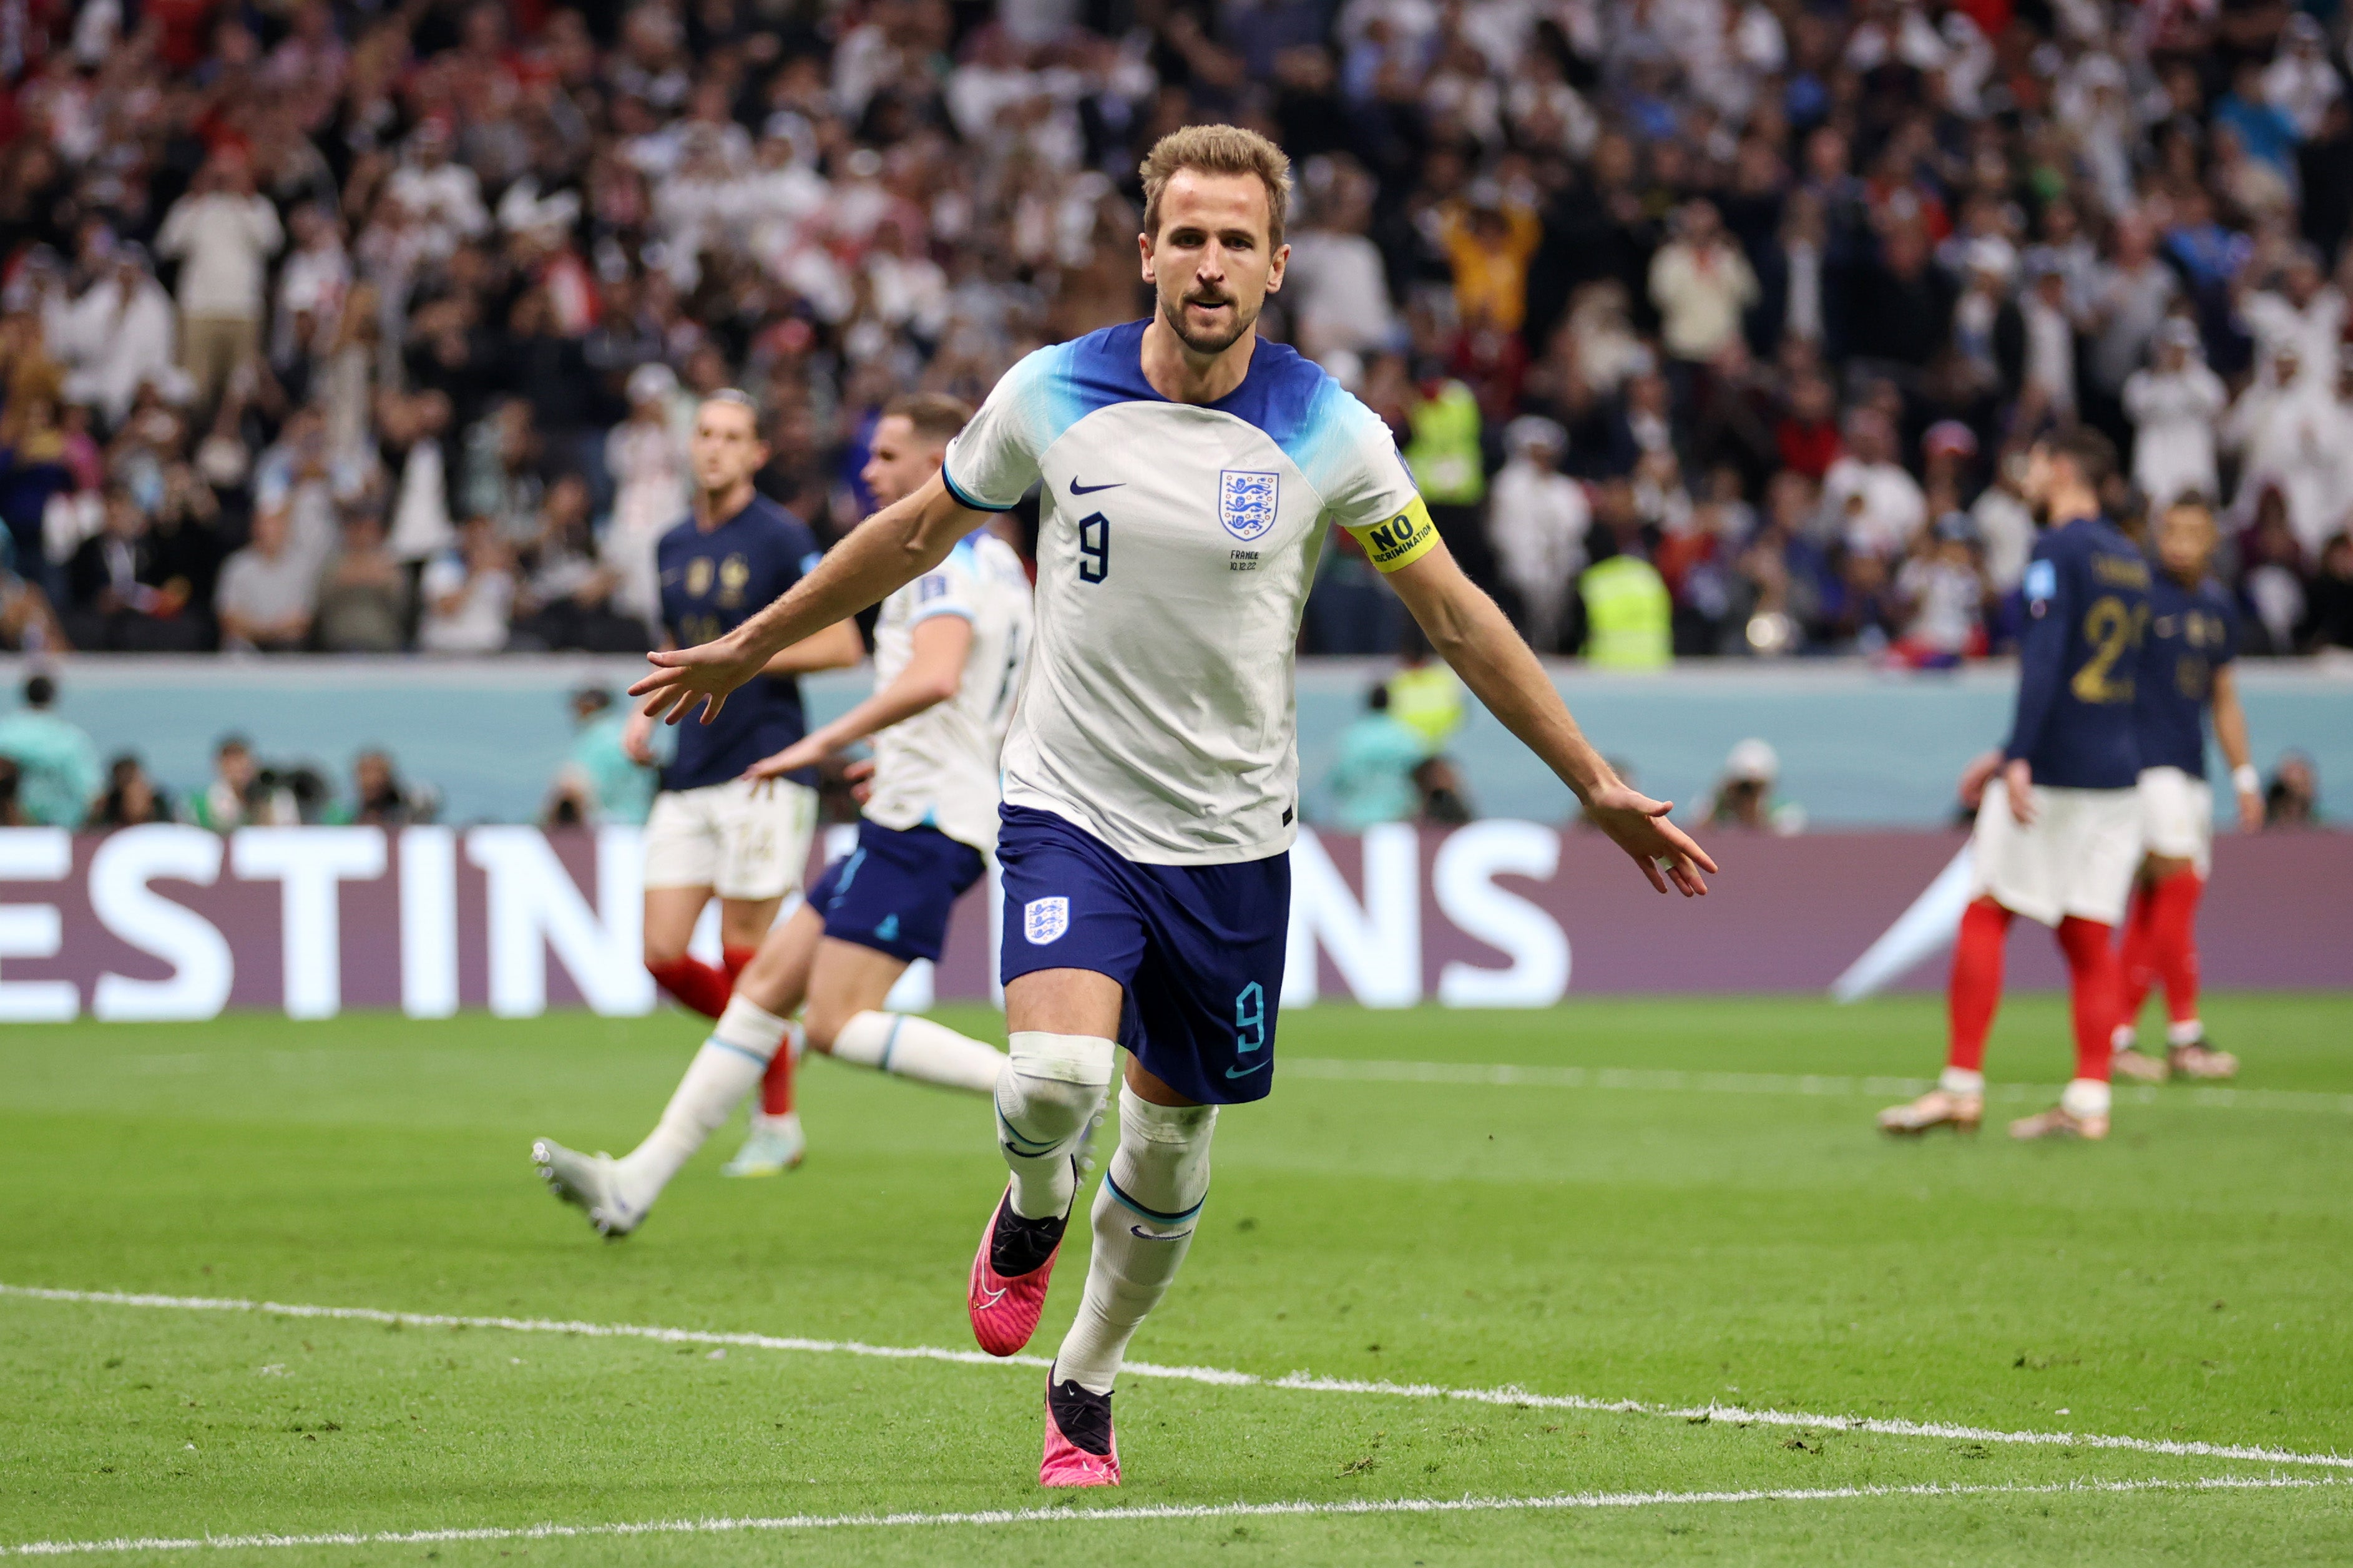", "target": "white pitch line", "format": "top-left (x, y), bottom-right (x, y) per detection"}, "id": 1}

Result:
top-left (1, 1475), bottom-right (2341, 1558)
top-left (1282, 1059), bottom-right (2353, 1115)
top-left (9, 1283), bottom-right (2351, 1473)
